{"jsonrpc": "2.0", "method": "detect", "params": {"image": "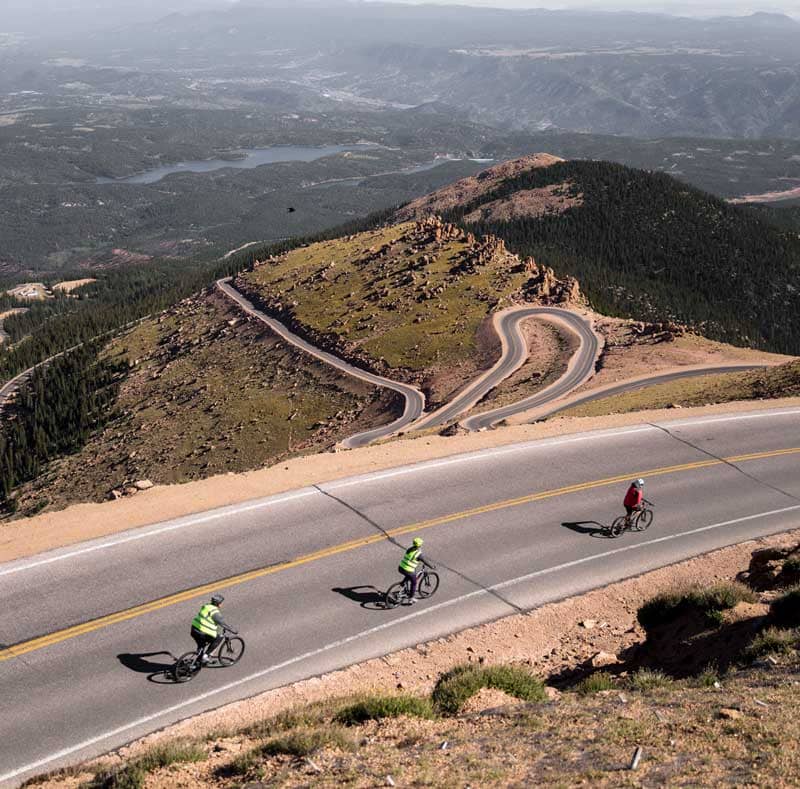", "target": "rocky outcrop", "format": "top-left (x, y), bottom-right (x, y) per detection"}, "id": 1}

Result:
top-left (463, 183), bottom-right (583, 224)
top-left (629, 320), bottom-right (687, 343)
top-left (396, 154), bottom-right (566, 222)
